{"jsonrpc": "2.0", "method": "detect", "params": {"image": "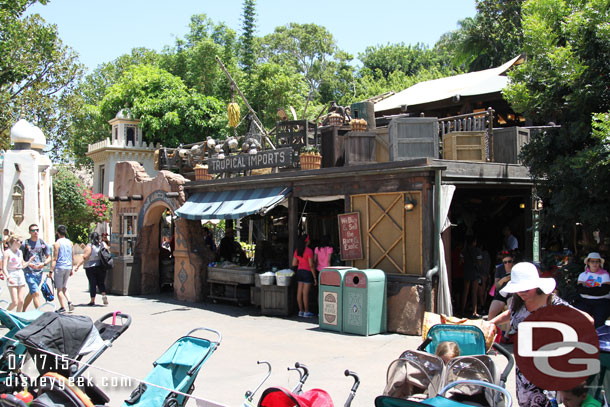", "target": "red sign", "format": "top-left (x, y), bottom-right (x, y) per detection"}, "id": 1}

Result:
top-left (514, 304), bottom-right (599, 390)
top-left (338, 212), bottom-right (363, 261)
